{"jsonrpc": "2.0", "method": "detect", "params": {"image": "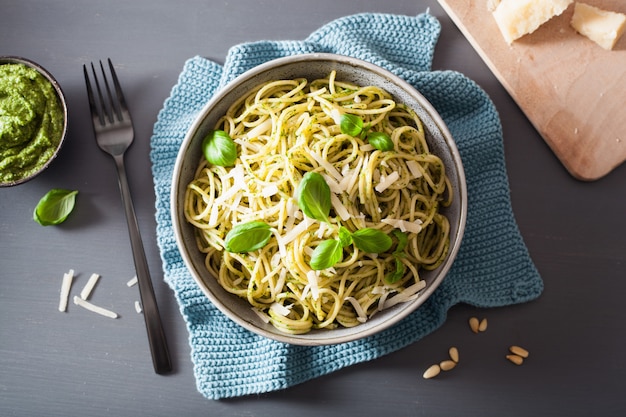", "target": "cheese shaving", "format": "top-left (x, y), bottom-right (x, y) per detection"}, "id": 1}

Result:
top-left (73, 296), bottom-right (118, 319)
top-left (79, 273), bottom-right (100, 300)
top-left (58, 269), bottom-right (75, 312)
top-left (375, 171), bottom-right (400, 193)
